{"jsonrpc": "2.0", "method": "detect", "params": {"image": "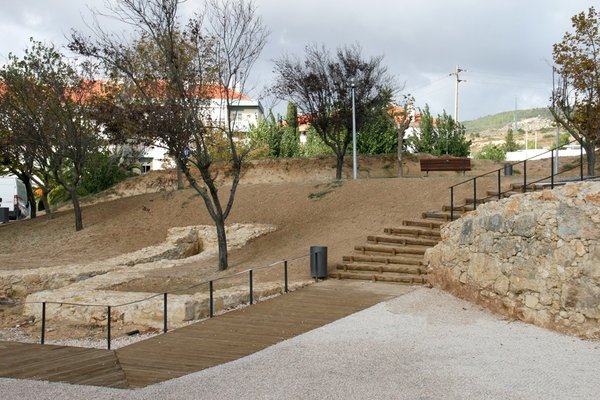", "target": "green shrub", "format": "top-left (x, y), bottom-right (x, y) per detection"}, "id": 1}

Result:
top-left (475, 143), bottom-right (506, 161)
